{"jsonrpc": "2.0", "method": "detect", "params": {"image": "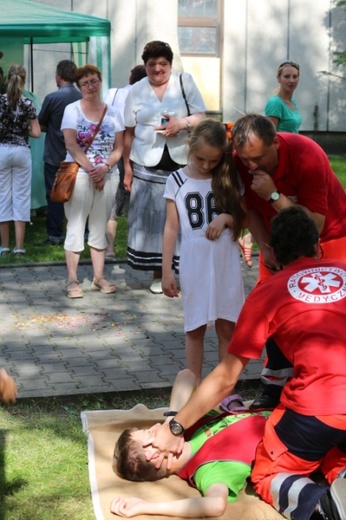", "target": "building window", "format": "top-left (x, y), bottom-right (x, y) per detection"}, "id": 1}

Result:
top-left (178, 0), bottom-right (221, 56)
